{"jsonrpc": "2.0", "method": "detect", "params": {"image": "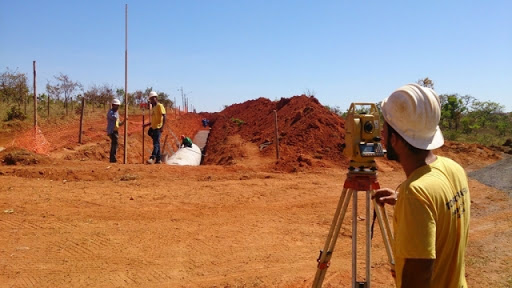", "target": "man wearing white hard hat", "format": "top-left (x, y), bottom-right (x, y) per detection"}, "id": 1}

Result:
top-left (106, 98), bottom-right (124, 163)
top-left (373, 84), bottom-right (470, 288)
top-left (143, 91), bottom-right (166, 164)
